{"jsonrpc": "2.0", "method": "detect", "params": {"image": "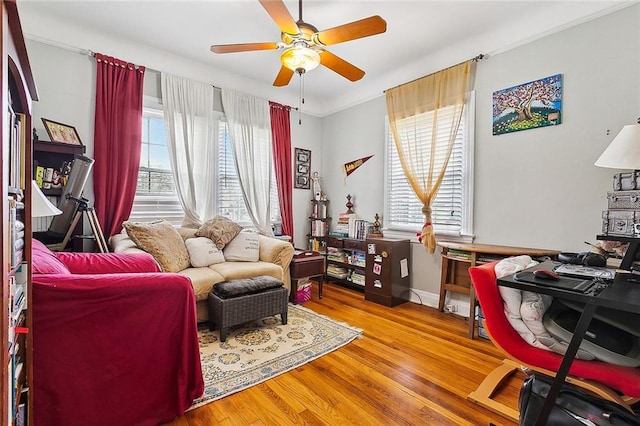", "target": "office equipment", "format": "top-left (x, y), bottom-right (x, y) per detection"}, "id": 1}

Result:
top-left (553, 263), bottom-right (615, 280)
